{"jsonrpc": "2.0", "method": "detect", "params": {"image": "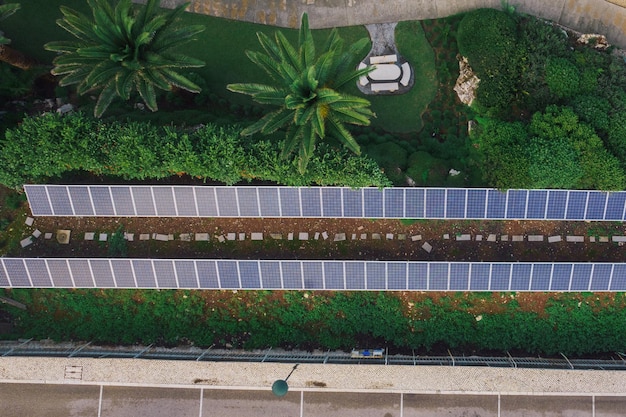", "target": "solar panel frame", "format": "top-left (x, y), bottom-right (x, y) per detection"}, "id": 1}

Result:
top-left (571, 263), bottom-right (593, 291)
top-left (590, 263), bottom-right (611, 291)
top-left (366, 262), bottom-right (386, 289)
top-left (425, 189), bottom-right (445, 218)
top-left (605, 192), bottom-right (626, 220)
top-left (586, 192), bottom-right (608, 220)
top-left (387, 262), bottom-right (407, 290)
top-left (195, 187), bottom-right (219, 217)
top-left (24, 259), bottom-right (52, 287)
top-left (506, 189), bottom-right (527, 219)
top-left (404, 188), bottom-right (425, 219)
top-left (551, 264), bottom-right (572, 291)
top-left (89, 259), bottom-right (115, 287)
top-left (0, 260), bottom-right (10, 287)
top-left (68, 186), bottom-right (95, 216)
top-left (345, 261), bottom-right (365, 290)
top-left (131, 186), bottom-right (157, 216)
top-left (363, 188), bottom-right (383, 218)
top-left (110, 186), bottom-right (135, 216)
top-left (153, 260), bottom-right (177, 288)
top-left (24, 185), bottom-right (53, 216)
top-left (384, 188), bottom-right (405, 218)
top-left (449, 263), bottom-right (469, 290)
top-left (132, 259), bottom-right (156, 288)
top-left (446, 189), bottom-right (466, 219)
top-left (302, 261), bottom-right (324, 289)
top-left (343, 188), bottom-right (363, 218)
top-left (565, 191), bottom-right (587, 220)
top-left (174, 187), bottom-right (199, 216)
top-left (236, 187), bottom-right (259, 217)
top-left (279, 188), bottom-right (301, 217)
top-left (530, 263), bottom-right (551, 291)
top-left (47, 186), bottom-right (74, 216)
top-left (216, 260), bottom-right (239, 289)
top-left (300, 187), bottom-right (322, 217)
